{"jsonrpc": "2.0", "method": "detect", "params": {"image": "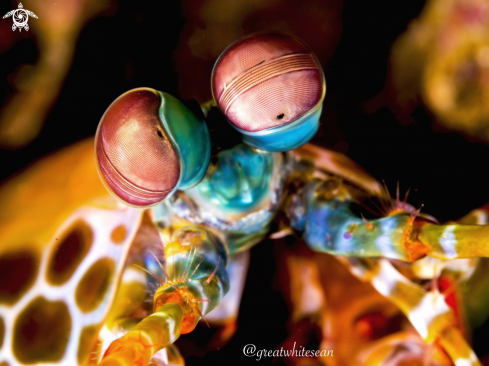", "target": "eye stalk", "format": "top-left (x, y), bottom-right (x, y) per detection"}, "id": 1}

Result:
top-left (95, 88), bottom-right (211, 208)
top-left (211, 31), bottom-right (326, 152)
